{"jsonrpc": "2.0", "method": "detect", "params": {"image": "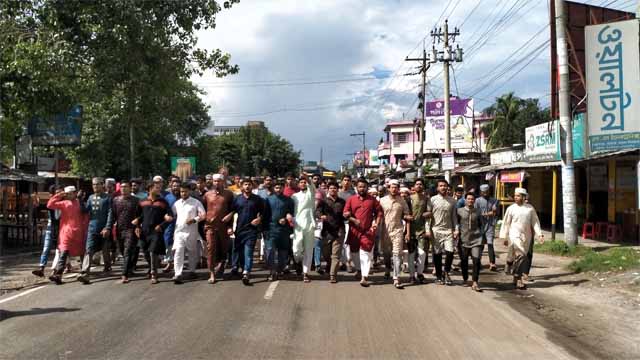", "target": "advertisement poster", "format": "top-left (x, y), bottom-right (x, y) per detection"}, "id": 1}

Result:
top-left (171, 157), bottom-right (196, 181)
top-left (424, 98), bottom-right (474, 150)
